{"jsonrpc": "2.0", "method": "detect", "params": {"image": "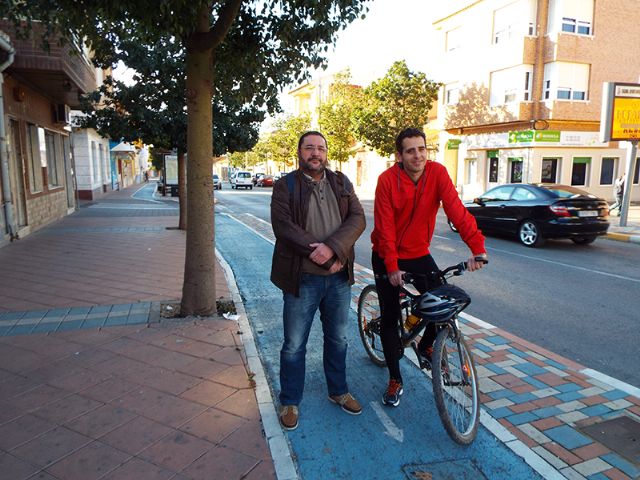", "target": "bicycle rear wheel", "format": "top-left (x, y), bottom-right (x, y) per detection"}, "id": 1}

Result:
top-left (432, 326), bottom-right (480, 445)
top-left (357, 285), bottom-right (386, 367)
